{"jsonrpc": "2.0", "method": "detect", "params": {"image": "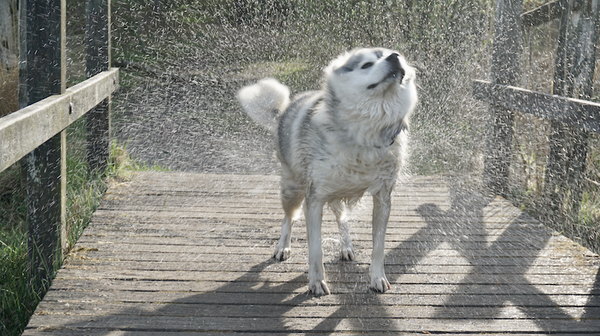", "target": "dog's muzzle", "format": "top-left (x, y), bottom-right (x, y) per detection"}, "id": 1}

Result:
top-left (367, 53), bottom-right (405, 90)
